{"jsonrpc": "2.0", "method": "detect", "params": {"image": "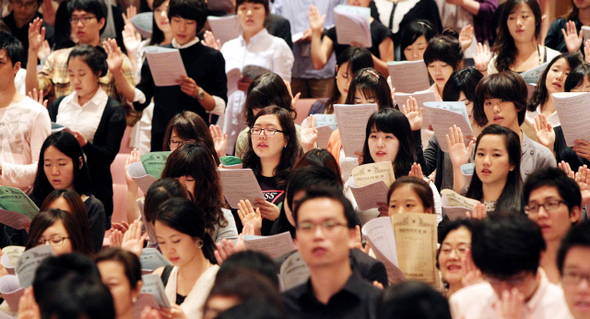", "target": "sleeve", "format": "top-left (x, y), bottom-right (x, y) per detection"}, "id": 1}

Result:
top-left (325, 27), bottom-right (337, 43)
top-left (86, 197), bottom-right (106, 253)
top-left (423, 135), bottom-right (439, 176)
top-left (214, 209), bottom-right (239, 244)
top-left (364, 258), bottom-right (389, 288)
top-left (476, 0), bottom-right (498, 19)
top-left (272, 40), bottom-right (294, 83)
top-left (133, 58), bottom-right (155, 112)
top-left (1, 107), bottom-right (51, 189)
top-left (81, 100), bottom-right (126, 164)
